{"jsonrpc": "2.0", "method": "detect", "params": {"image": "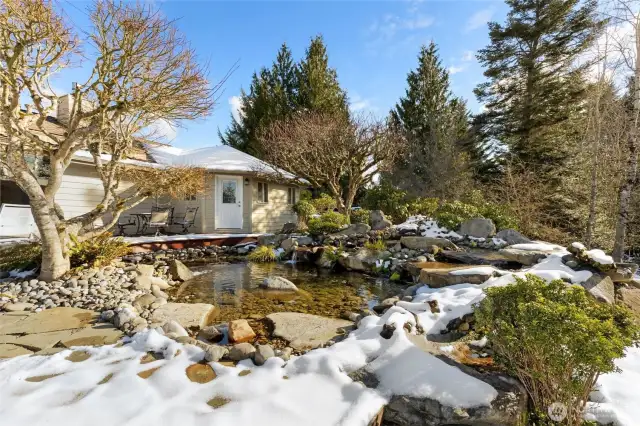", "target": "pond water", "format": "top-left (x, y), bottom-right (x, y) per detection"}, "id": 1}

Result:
top-left (170, 262), bottom-right (403, 323)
